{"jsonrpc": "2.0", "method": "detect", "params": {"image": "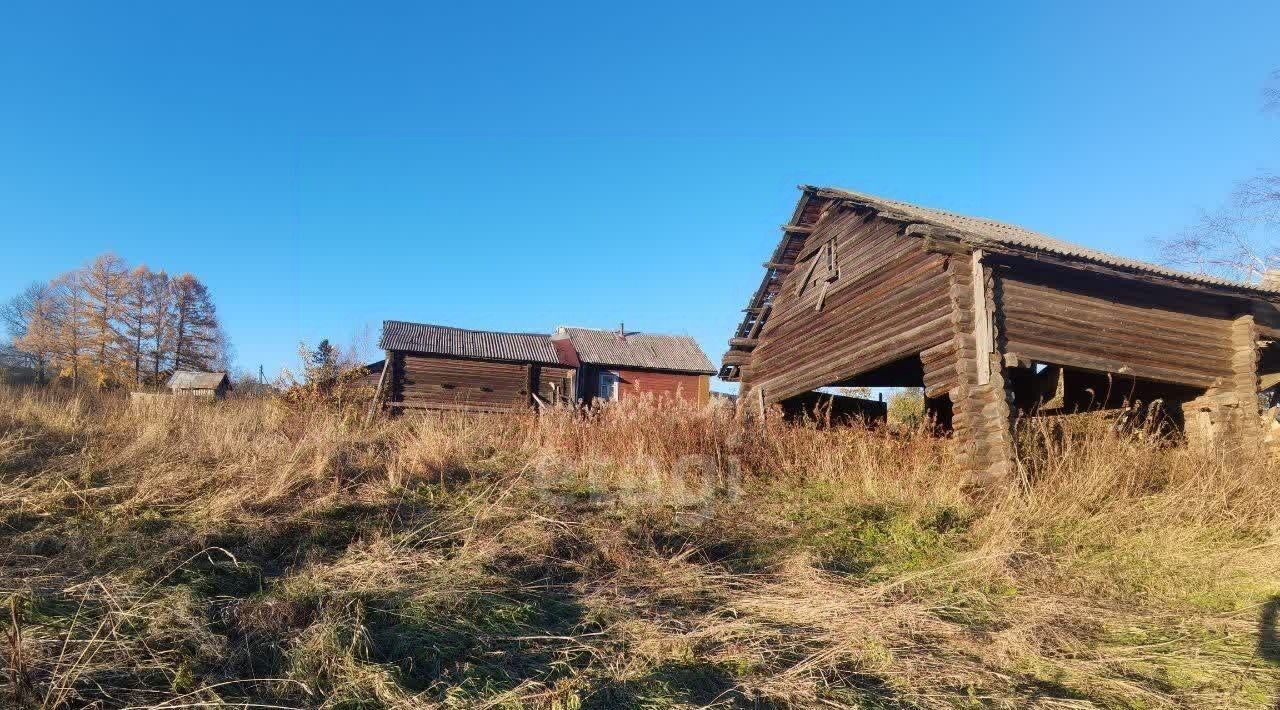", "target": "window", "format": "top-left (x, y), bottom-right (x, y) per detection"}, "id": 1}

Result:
top-left (598, 371), bottom-right (619, 401)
